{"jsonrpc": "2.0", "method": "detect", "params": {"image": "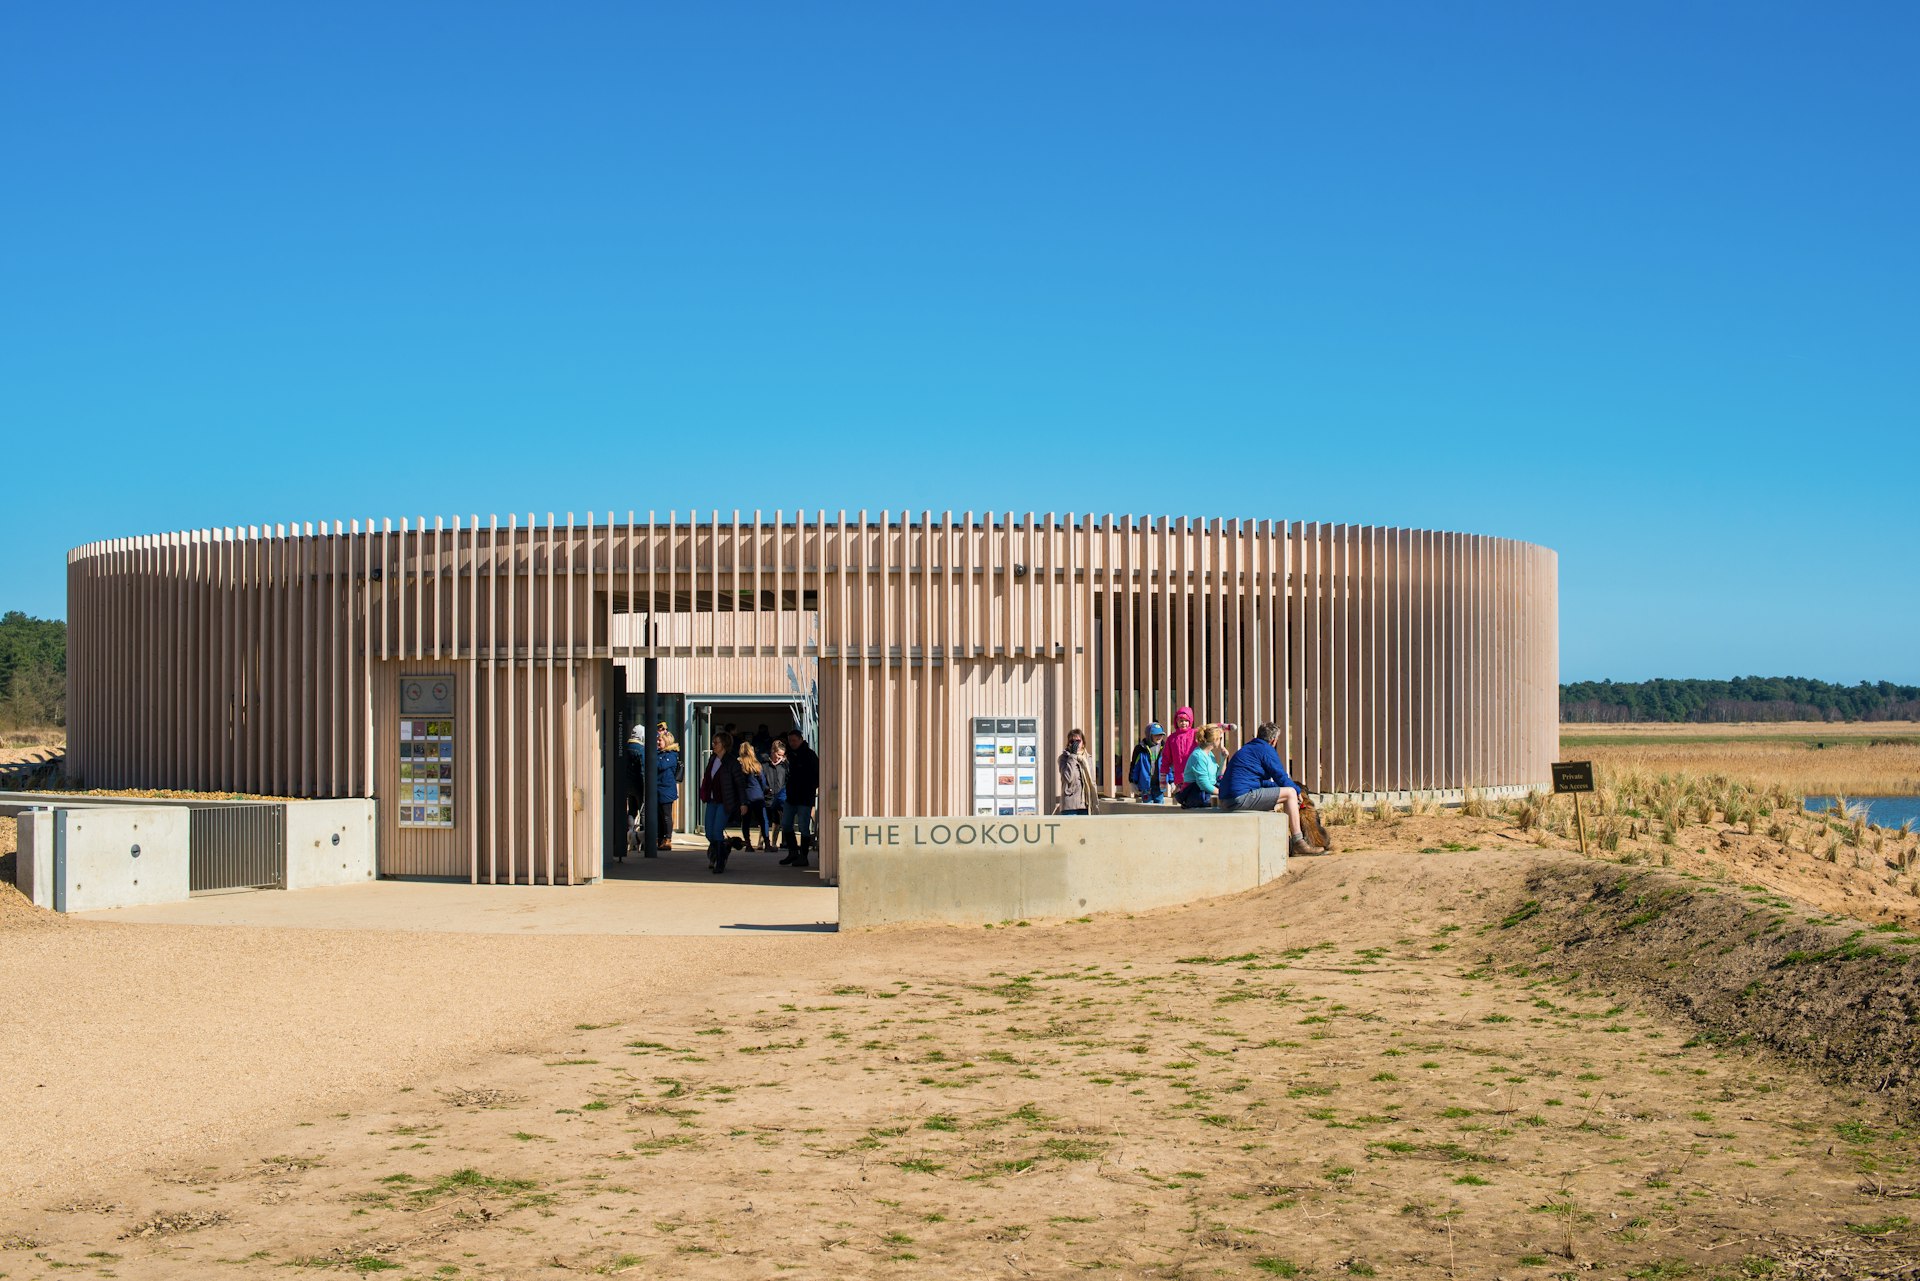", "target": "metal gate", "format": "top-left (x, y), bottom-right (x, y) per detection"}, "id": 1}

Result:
top-left (189, 804), bottom-right (287, 892)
